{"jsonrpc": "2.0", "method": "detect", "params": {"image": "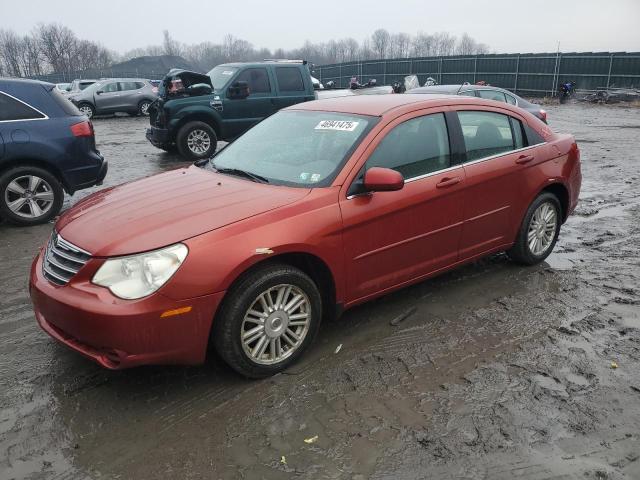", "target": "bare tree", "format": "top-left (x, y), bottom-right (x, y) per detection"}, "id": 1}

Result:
top-left (162, 30), bottom-right (182, 57)
top-left (371, 29), bottom-right (390, 59)
top-left (389, 33), bottom-right (411, 58)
